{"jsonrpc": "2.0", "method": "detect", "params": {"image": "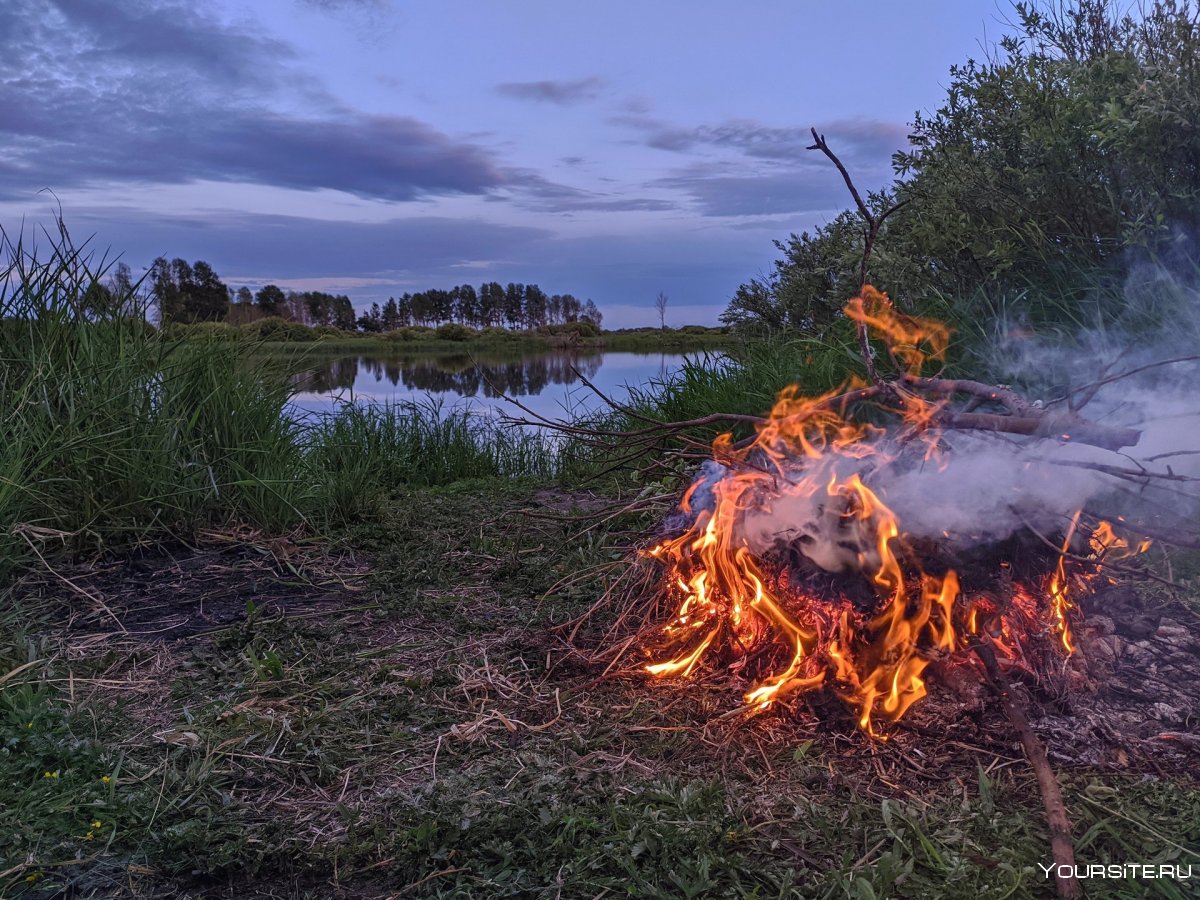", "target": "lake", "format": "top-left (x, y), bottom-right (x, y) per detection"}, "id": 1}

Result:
top-left (285, 349), bottom-right (697, 422)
